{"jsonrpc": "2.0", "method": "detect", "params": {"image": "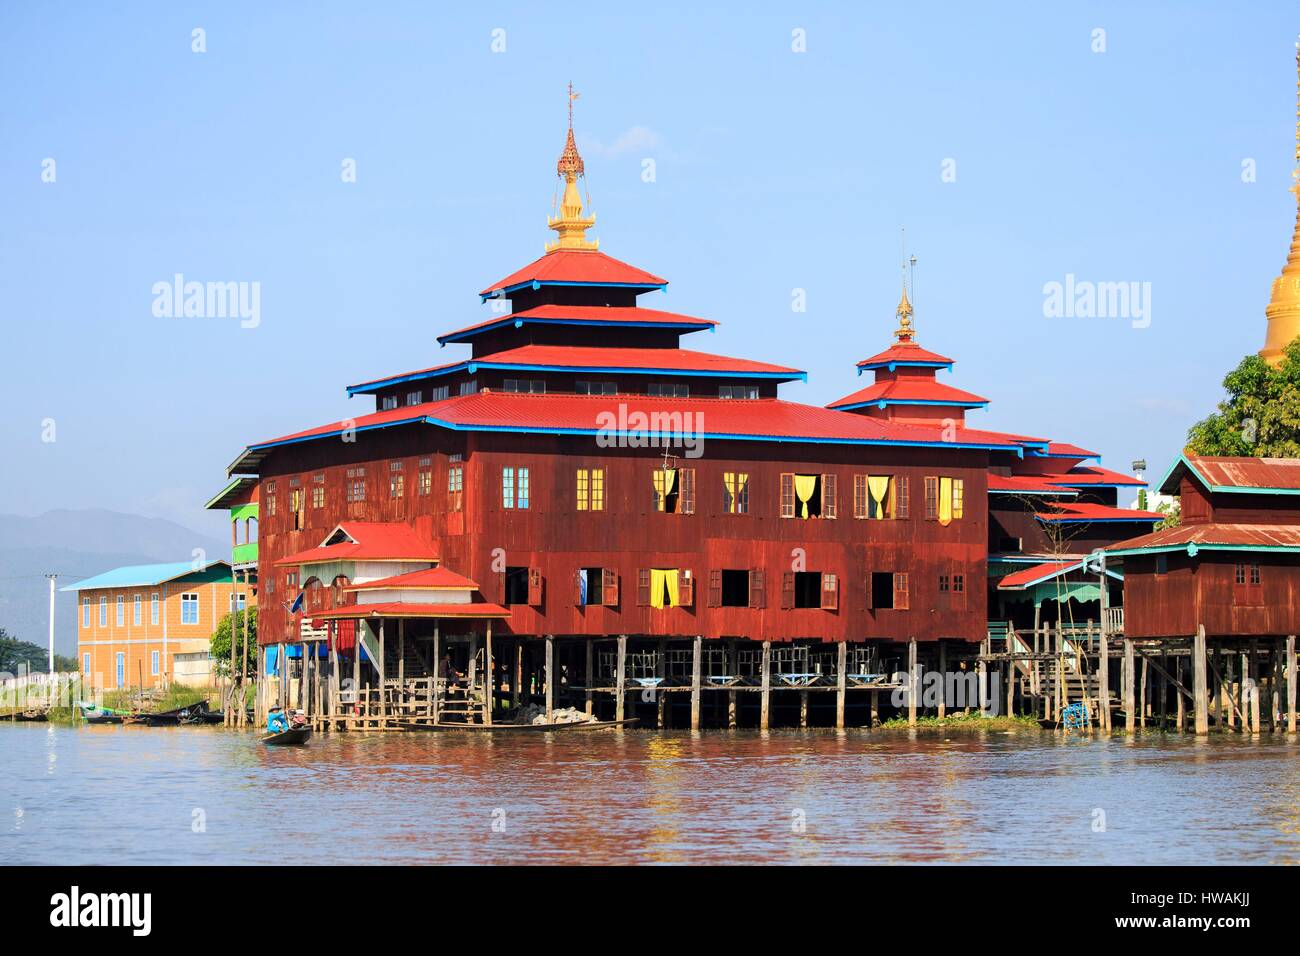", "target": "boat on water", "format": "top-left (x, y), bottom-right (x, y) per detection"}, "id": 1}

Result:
top-left (78, 702), bottom-right (127, 725)
top-left (4, 709), bottom-right (49, 722)
top-left (397, 717), bottom-right (639, 733)
top-left (262, 727), bottom-right (312, 746)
